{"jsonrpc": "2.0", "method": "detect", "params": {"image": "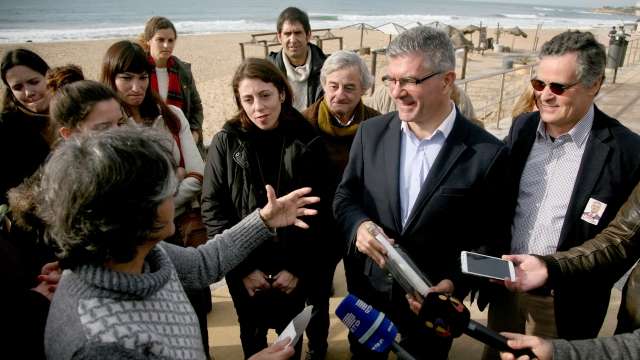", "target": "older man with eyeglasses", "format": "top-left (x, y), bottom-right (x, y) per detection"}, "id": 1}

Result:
top-left (301, 50), bottom-right (379, 360)
top-left (482, 30), bottom-right (640, 360)
top-left (333, 26), bottom-right (511, 360)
